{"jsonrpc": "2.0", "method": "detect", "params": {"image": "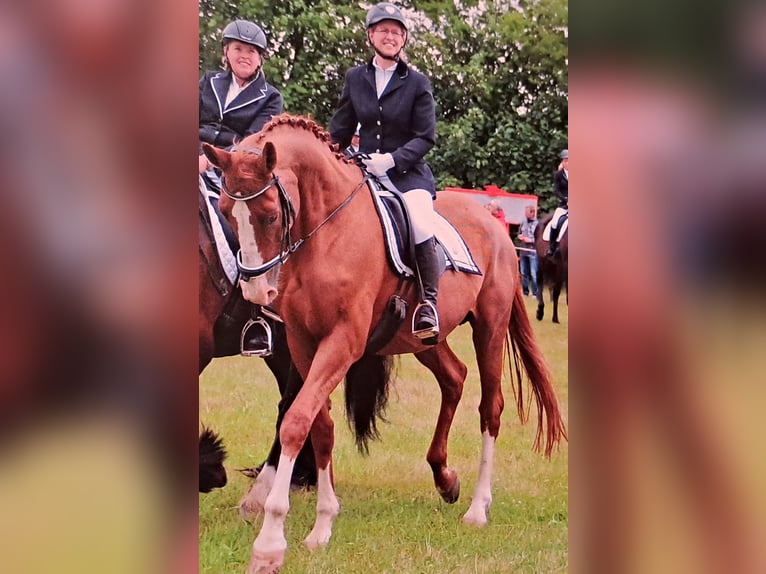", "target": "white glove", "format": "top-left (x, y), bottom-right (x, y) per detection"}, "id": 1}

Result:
top-left (363, 153), bottom-right (395, 177)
